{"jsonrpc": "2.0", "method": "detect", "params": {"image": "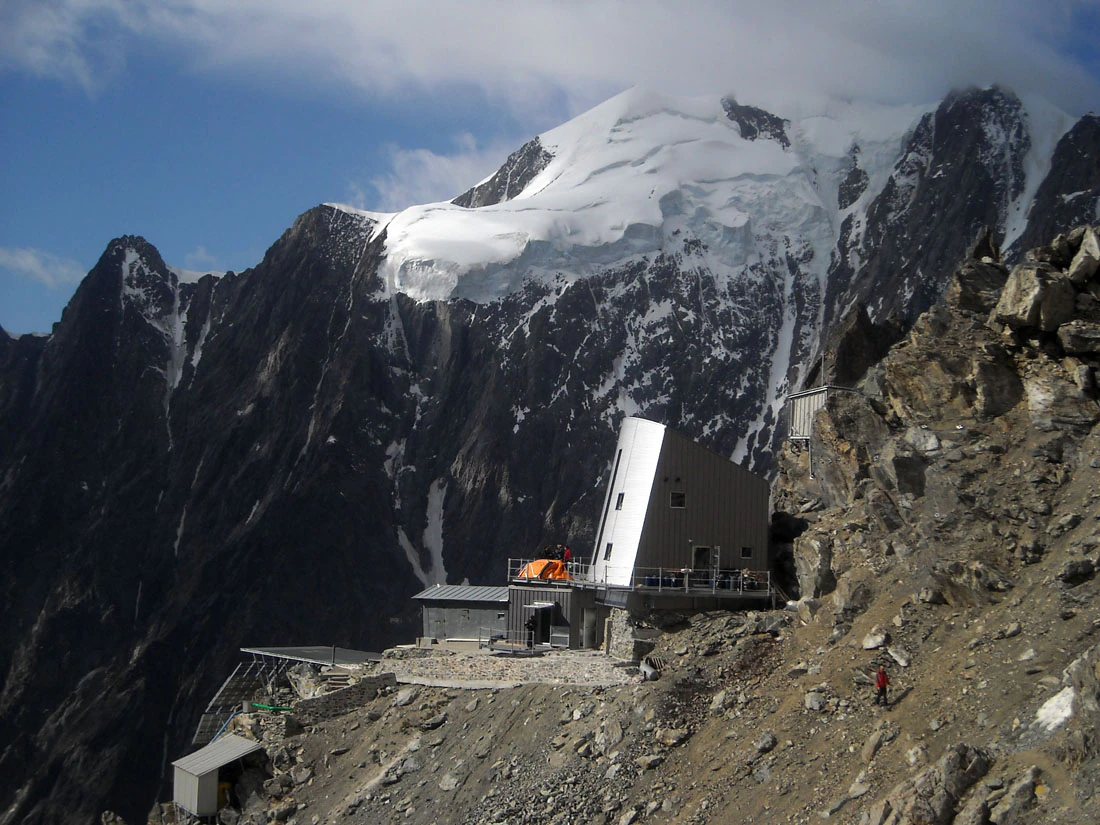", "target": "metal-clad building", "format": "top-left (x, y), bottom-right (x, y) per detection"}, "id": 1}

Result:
top-left (173, 733), bottom-right (263, 816)
top-left (413, 584), bottom-right (509, 641)
top-left (507, 584), bottom-right (605, 649)
top-left (590, 417), bottom-right (770, 584)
